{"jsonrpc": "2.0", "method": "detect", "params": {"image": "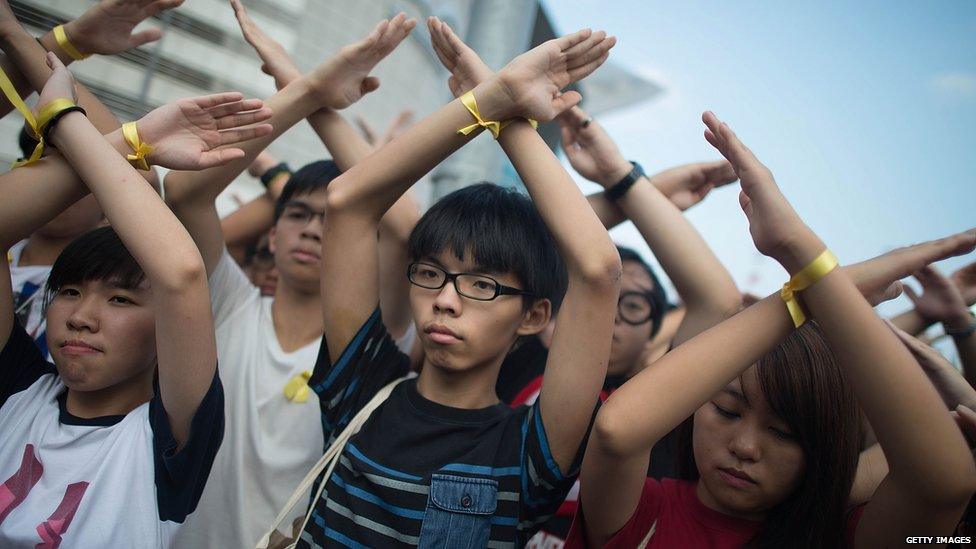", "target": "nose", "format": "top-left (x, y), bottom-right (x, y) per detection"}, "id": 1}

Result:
top-left (728, 422), bottom-right (761, 462)
top-left (432, 279), bottom-right (462, 316)
top-left (301, 214), bottom-right (324, 242)
top-left (66, 296), bottom-right (100, 333)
